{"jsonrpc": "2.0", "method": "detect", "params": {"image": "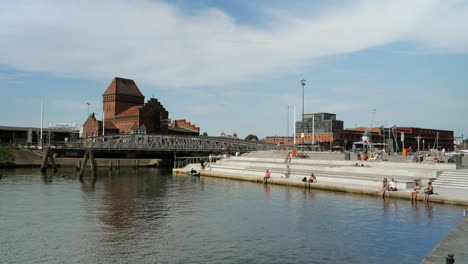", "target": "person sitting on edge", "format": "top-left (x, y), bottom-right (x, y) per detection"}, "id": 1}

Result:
top-left (380, 178), bottom-right (389, 197)
top-left (411, 181), bottom-right (421, 200)
top-left (263, 169), bottom-right (271, 184)
top-left (282, 165), bottom-right (291, 178)
top-left (190, 168), bottom-right (197, 173)
top-left (424, 182), bottom-right (434, 202)
top-left (389, 178), bottom-right (398, 191)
